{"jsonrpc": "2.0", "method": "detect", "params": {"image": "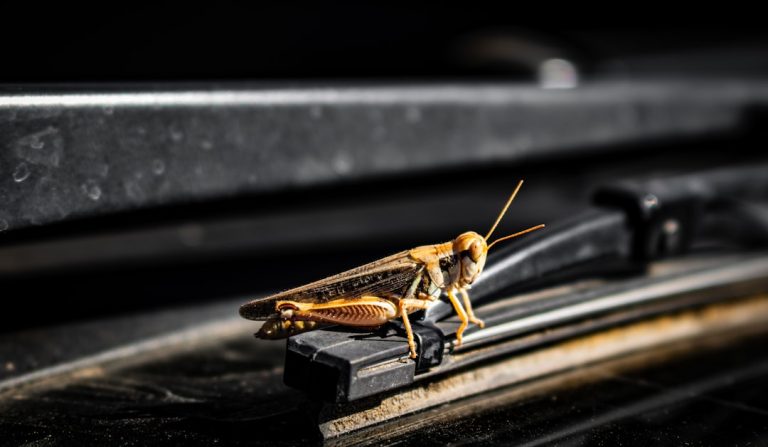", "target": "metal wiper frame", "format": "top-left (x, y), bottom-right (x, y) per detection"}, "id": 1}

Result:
top-left (282, 164), bottom-right (768, 402)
